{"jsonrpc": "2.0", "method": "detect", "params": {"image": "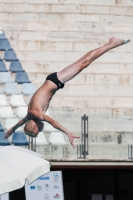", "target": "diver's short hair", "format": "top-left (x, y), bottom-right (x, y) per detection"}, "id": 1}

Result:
top-left (24, 121), bottom-right (36, 137)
